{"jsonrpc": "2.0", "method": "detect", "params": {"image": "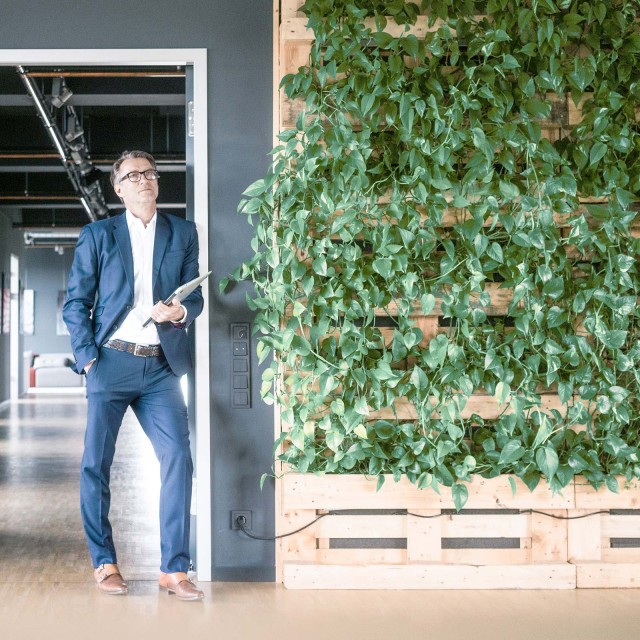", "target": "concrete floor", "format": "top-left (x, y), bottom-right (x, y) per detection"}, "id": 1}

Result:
top-left (2, 396), bottom-right (640, 640)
